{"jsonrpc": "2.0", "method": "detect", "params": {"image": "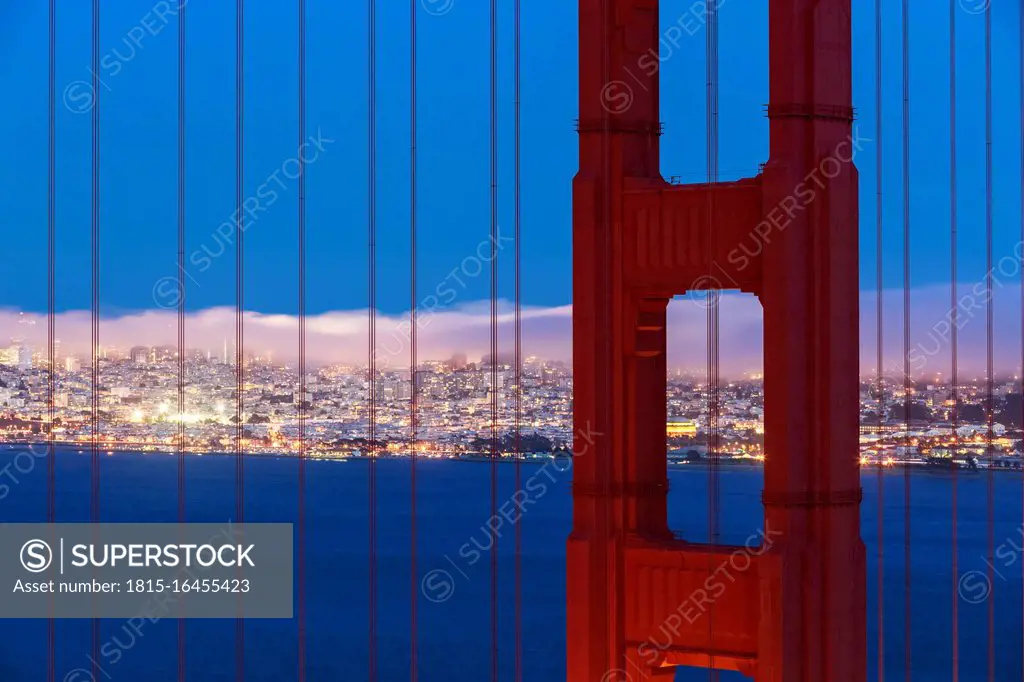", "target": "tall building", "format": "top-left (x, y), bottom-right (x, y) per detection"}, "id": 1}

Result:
top-left (1, 343), bottom-right (32, 370)
top-left (130, 346), bottom-right (150, 364)
top-left (395, 381), bottom-right (411, 400)
top-left (15, 344), bottom-right (30, 370)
